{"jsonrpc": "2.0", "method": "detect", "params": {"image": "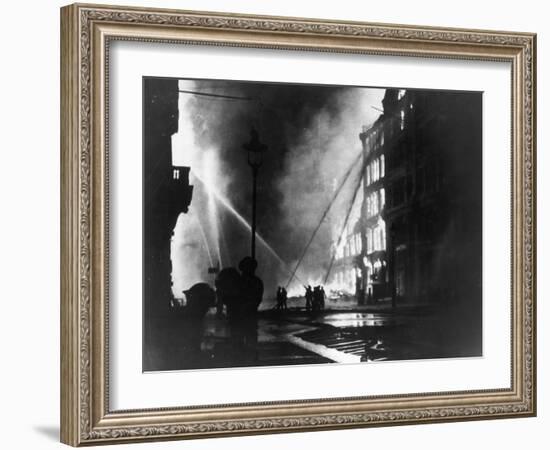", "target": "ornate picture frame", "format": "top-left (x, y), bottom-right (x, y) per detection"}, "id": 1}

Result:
top-left (60, 3), bottom-right (536, 446)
